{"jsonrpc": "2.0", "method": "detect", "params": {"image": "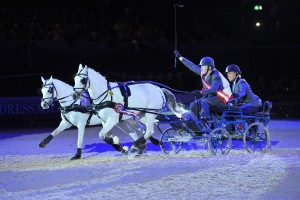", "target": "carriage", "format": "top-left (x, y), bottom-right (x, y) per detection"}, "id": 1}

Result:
top-left (156, 100), bottom-right (272, 155)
